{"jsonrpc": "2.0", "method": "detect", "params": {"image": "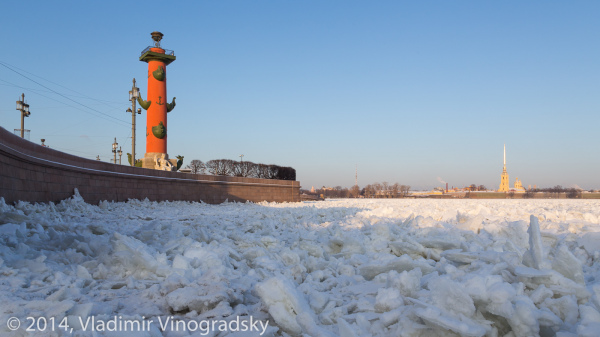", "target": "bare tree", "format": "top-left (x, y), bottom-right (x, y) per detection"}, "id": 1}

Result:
top-left (186, 159), bottom-right (205, 174)
top-left (355, 182), bottom-right (411, 198)
top-left (350, 185), bottom-right (360, 198)
top-left (336, 187), bottom-right (349, 198)
top-left (320, 187), bottom-right (350, 198)
top-left (523, 189), bottom-right (535, 199)
top-left (382, 182), bottom-right (390, 198)
top-left (243, 161), bottom-right (257, 177)
top-left (267, 165), bottom-right (279, 179)
top-left (206, 159), bottom-right (233, 176)
top-left (233, 161), bottom-right (256, 177)
top-left (391, 183), bottom-right (400, 198)
top-left (400, 185), bottom-right (411, 198)
top-left (255, 164), bottom-right (269, 179)
top-left (363, 184), bottom-right (374, 198)
top-left (276, 166), bottom-right (296, 180)
top-left (567, 188), bottom-right (582, 199)
top-left (372, 182), bottom-right (382, 198)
